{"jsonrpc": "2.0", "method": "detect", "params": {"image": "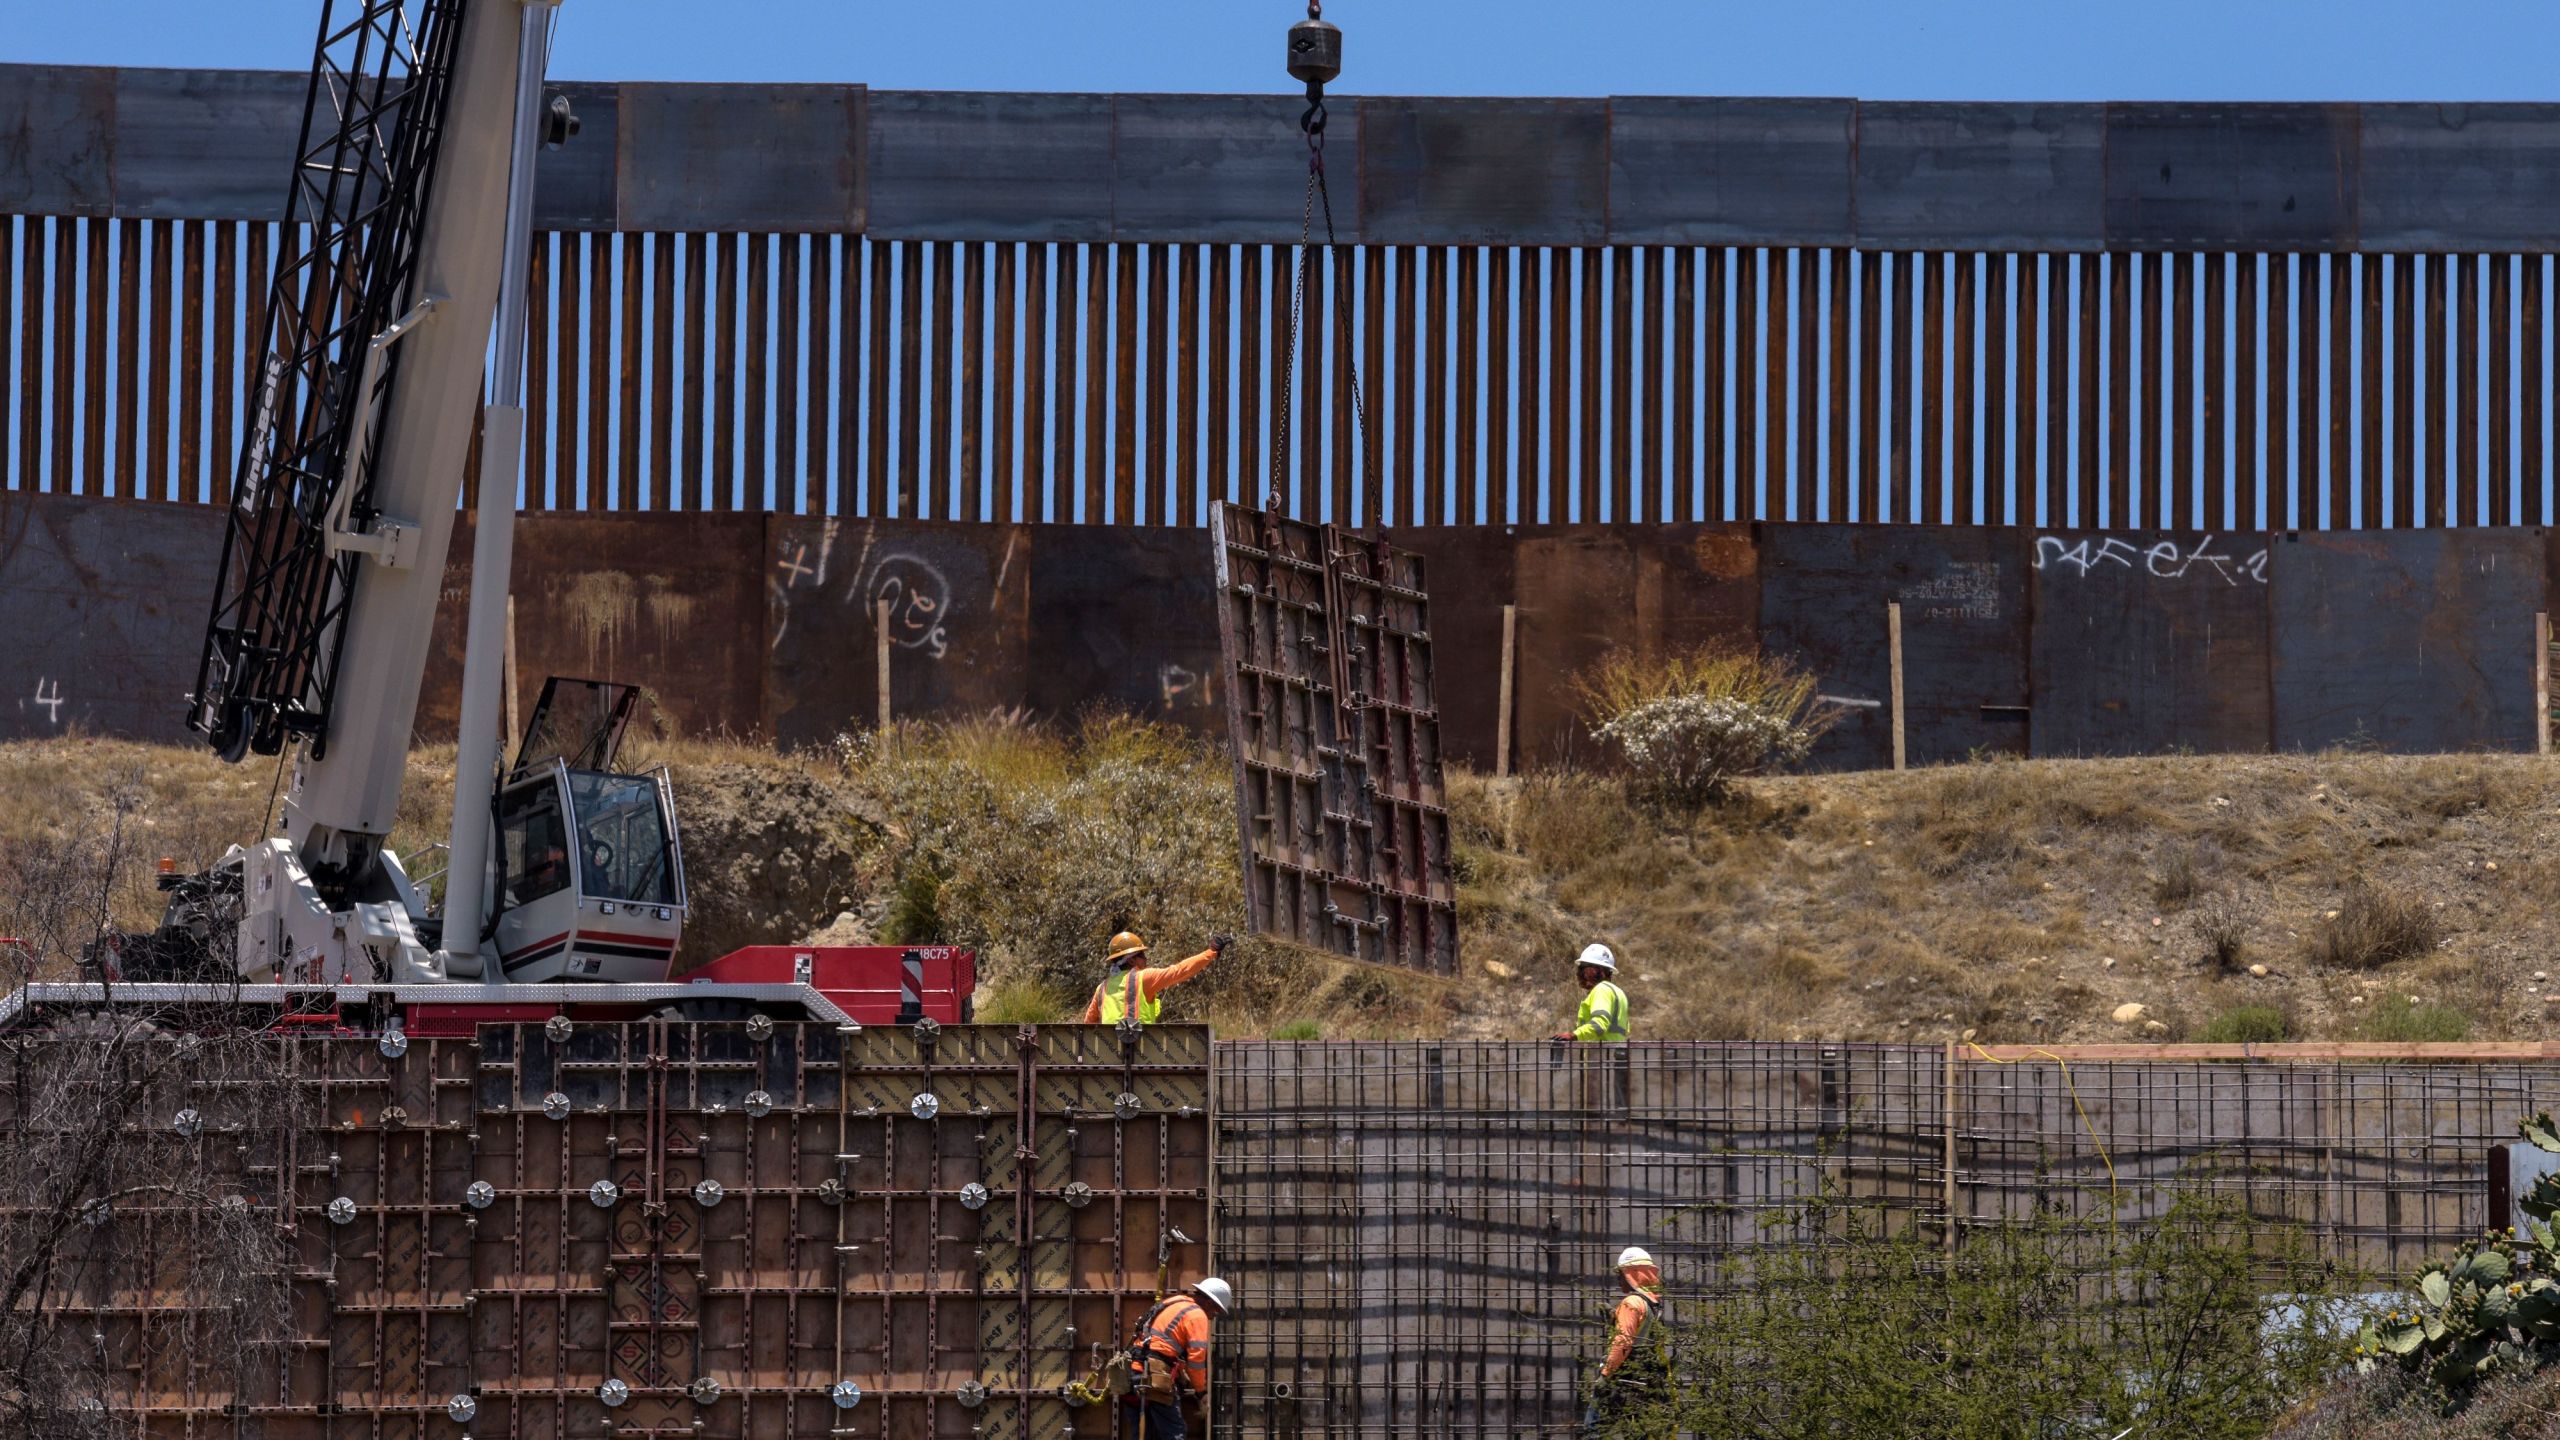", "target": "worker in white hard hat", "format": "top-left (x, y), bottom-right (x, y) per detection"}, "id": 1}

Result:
top-left (1551, 943), bottom-right (1630, 1043)
top-left (1120, 1276), bottom-right (1231, 1438)
top-left (1582, 1245), bottom-right (1669, 1433)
